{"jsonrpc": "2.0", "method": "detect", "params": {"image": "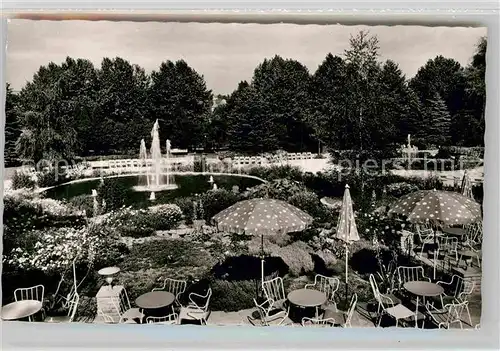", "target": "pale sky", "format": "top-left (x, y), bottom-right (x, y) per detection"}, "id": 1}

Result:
top-left (6, 20), bottom-right (486, 95)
